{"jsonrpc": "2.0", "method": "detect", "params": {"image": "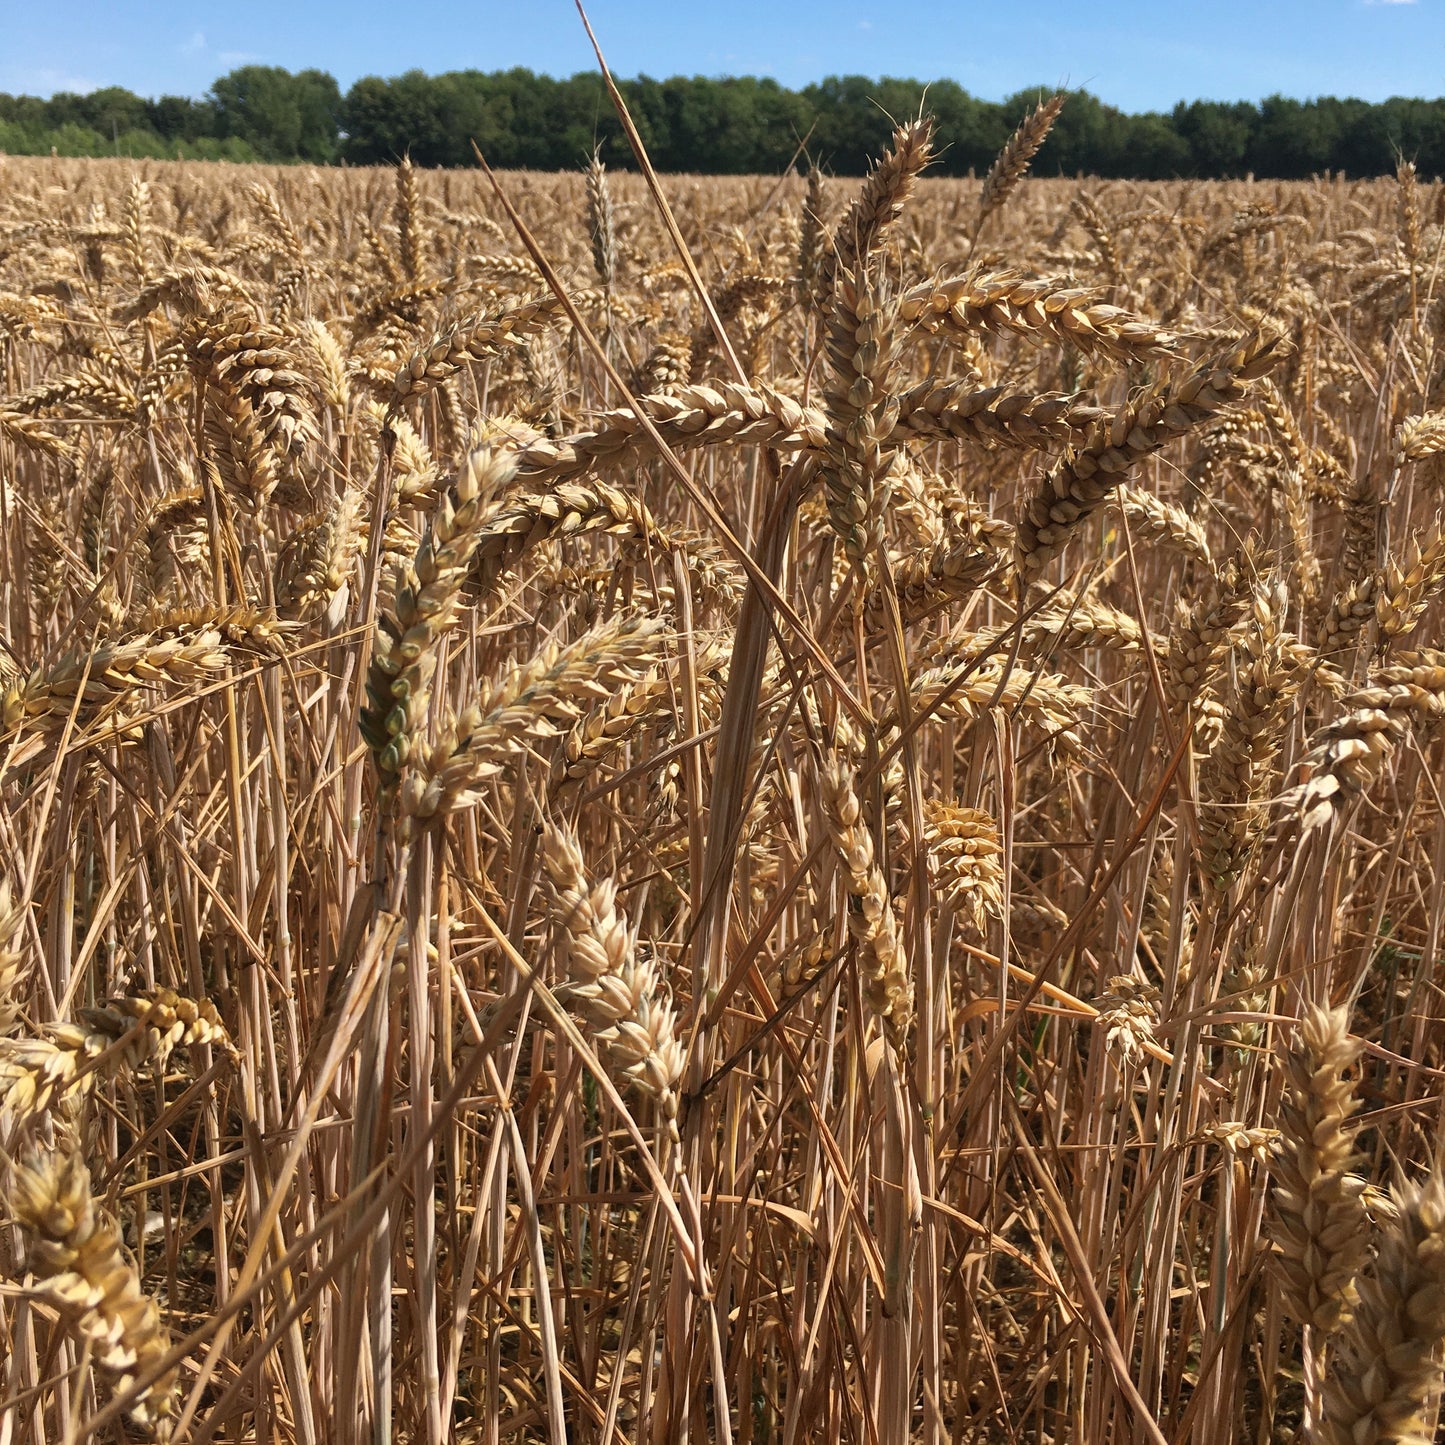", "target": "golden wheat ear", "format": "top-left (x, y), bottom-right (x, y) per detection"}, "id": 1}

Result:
top-left (585, 145), bottom-right (618, 293)
top-left (973, 92), bottom-right (1065, 241)
top-left (540, 820), bottom-right (684, 1143)
top-left (817, 116), bottom-right (934, 311)
top-left (1269, 1004), bottom-right (1369, 1336)
top-left (12, 1149), bottom-right (179, 1438)
top-left (1322, 1175), bottom-right (1445, 1445)
top-left (815, 741), bottom-right (911, 1048)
